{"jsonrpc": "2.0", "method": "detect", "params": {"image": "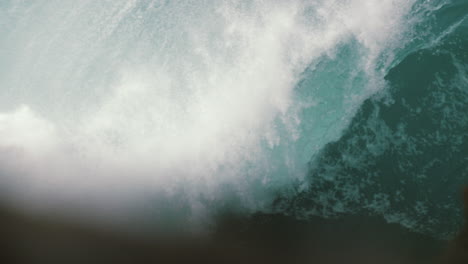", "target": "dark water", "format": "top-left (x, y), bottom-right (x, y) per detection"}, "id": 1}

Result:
top-left (279, 0), bottom-right (468, 239)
